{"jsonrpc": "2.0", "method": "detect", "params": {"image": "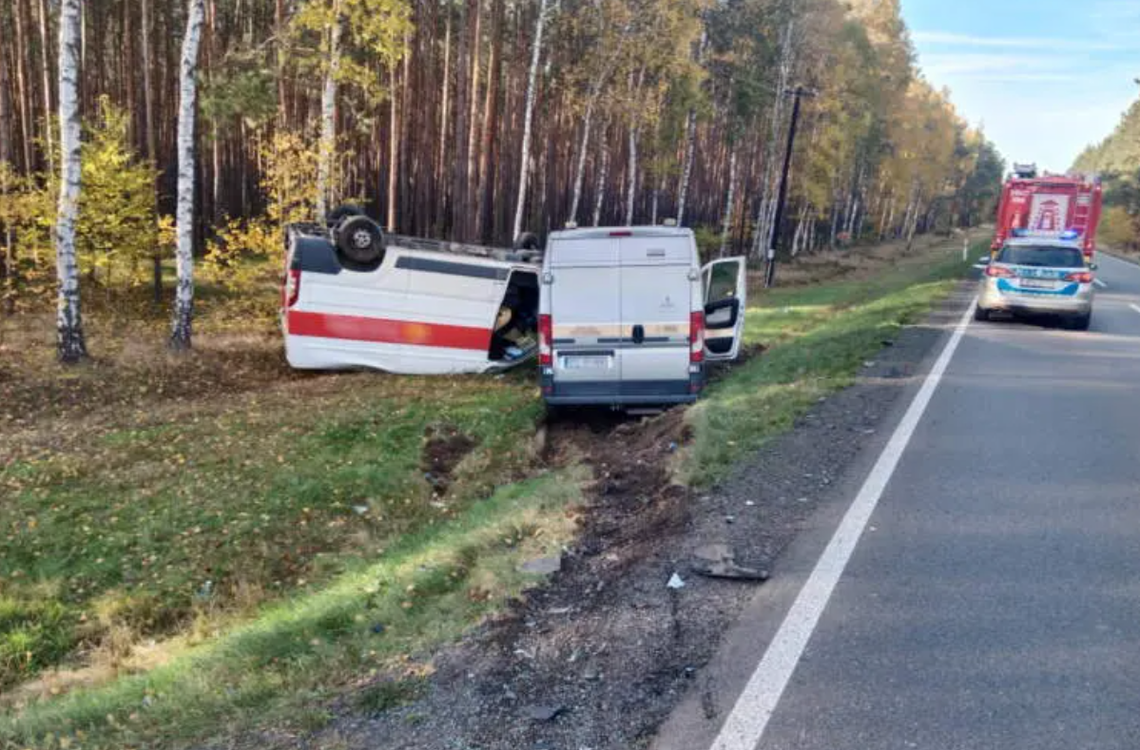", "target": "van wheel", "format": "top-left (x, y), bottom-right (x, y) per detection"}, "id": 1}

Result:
top-left (335, 216), bottom-right (385, 266)
top-left (326, 204), bottom-right (365, 227)
top-left (513, 232), bottom-right (541, 252)
top-left (974, 305), bottom-right (988, 322)
top-left (1069, 312), bottom-right (1091, 331)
